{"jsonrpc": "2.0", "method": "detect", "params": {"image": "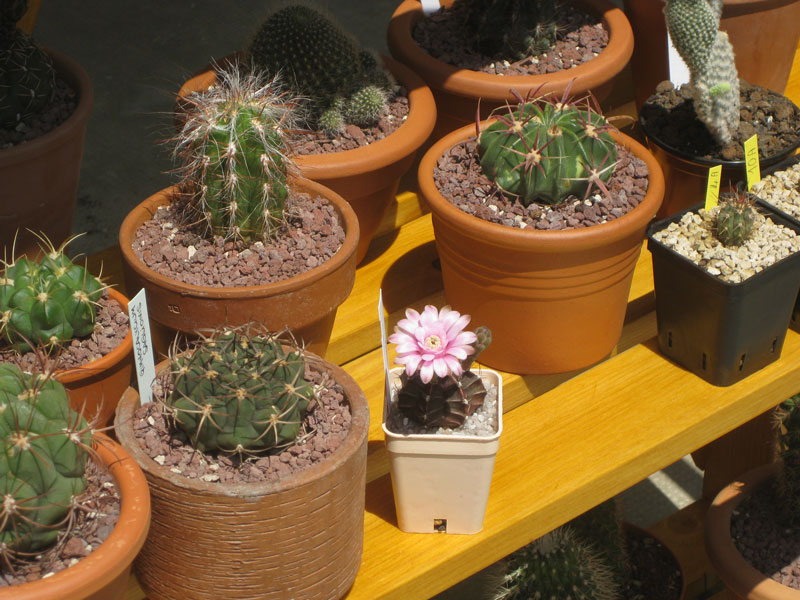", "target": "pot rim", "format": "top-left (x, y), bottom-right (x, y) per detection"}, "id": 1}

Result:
top-left (387, 0), bottom-right (634, 102)
top-left (118, 177), bottom-right (359, 299)
top-left (417, 120), bottom-right (665, 252)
